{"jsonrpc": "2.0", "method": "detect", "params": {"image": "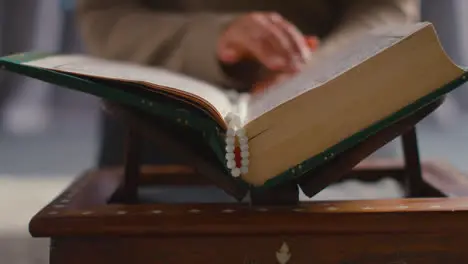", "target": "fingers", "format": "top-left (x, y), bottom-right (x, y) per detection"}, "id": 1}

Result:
top-left (218, 12), bottom-right (316, 72)
top-left (218, 13), bottom-right (290, 70)
top-left (268, 13), bottom-right (311, 64)
top-left (243, 14), bottom-right (294, 70)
